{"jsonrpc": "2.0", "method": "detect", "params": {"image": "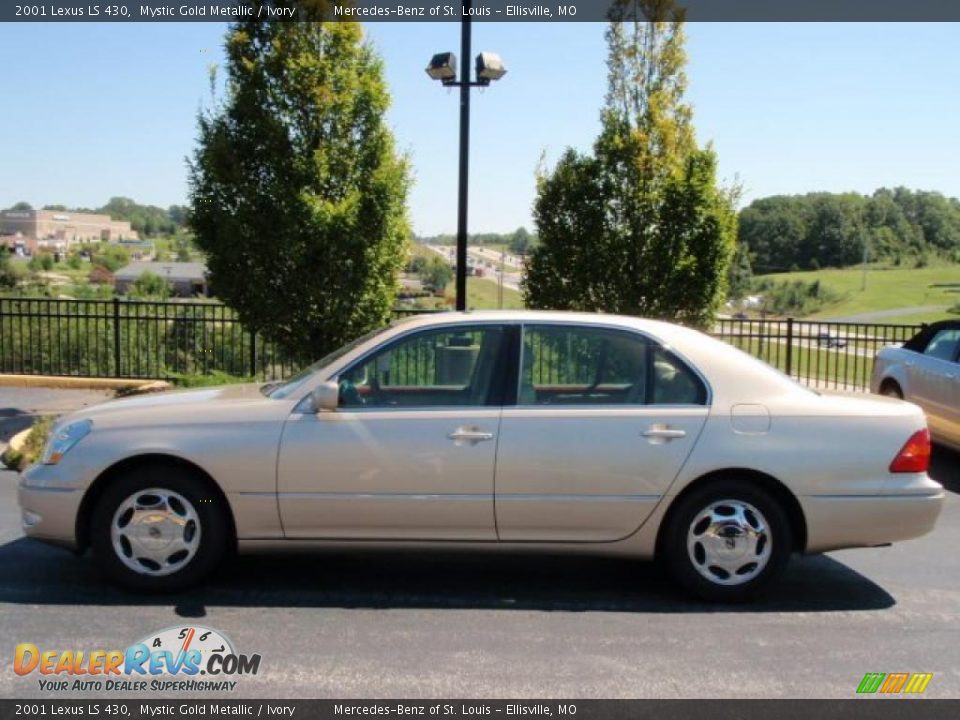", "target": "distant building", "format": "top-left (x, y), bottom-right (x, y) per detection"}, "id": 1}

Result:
top-left (115, 261), bottom-right (209, 297)
top-left (115, 240), bottom-right (155, 261)
top-left (0, 235), bottom-right (39, 256)
top-left (0, 209), bottom-right (138, 248)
